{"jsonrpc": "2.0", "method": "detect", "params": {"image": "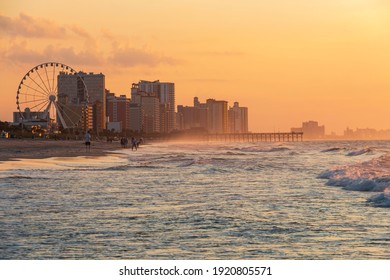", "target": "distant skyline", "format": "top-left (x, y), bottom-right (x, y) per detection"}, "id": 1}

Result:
top-left (1, 0), bottom-right (390, 134)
